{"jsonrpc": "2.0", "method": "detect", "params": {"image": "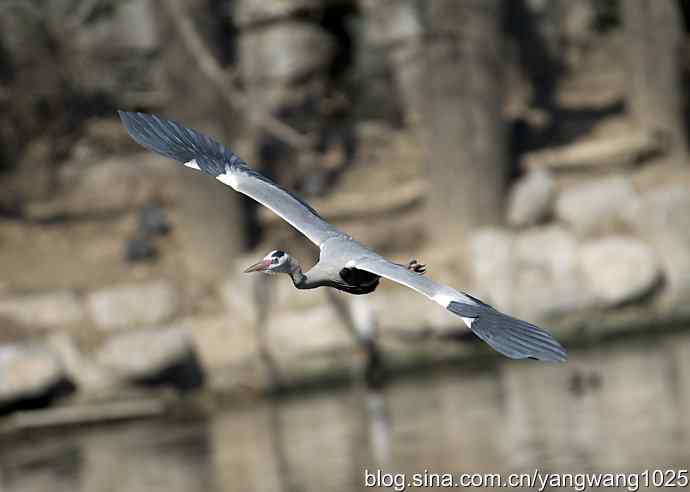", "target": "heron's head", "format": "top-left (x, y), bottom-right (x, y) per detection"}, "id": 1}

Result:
top-left (243, 250), bottom-right (294, 275)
